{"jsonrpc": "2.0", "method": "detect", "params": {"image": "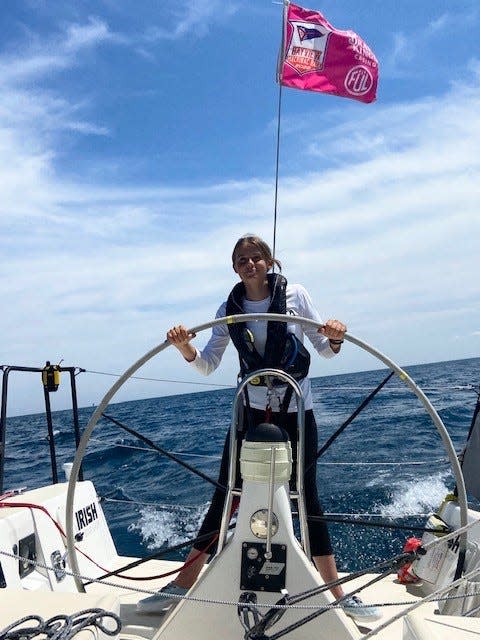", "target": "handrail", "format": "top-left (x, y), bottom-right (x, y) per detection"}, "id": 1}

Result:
top-left (0, 365), bottom-right (84, 493)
